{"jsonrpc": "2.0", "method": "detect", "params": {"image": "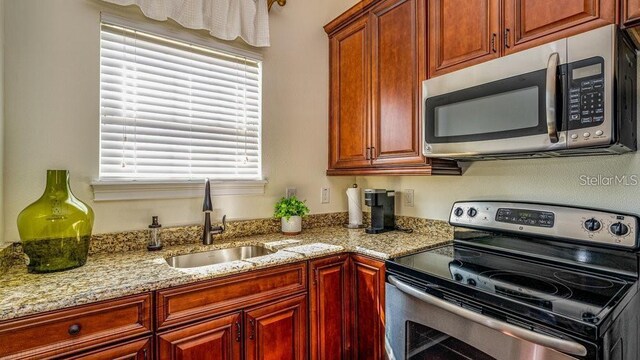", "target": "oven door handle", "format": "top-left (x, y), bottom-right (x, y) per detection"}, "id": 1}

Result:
top-left (388, 276), bottom-right (588, 357)
top-left (546, 52), bottom-right (560, 143)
